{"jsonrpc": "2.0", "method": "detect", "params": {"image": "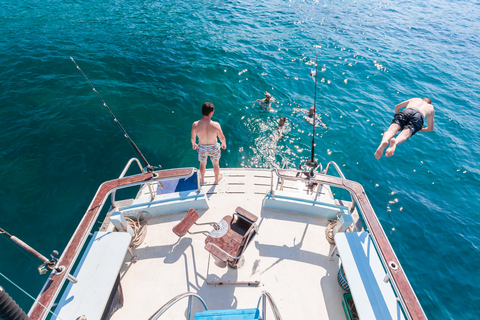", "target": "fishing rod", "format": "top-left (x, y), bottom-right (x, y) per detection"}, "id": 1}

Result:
top-left (0, 227), bottom-right (79, 317)
top-left (306, 52), bottom-right (319, 173)
top-left (70, 57), bottom-right (160, 173)
top-left (0, 227), bottom-right (60, 275)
